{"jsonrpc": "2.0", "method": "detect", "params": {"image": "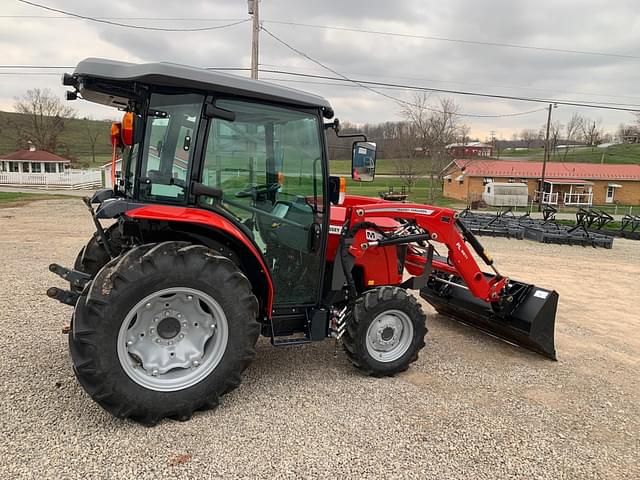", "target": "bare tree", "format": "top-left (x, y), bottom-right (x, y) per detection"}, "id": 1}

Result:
top-left (399, 92), bottom-right (433, 156)
top-left (400, 94), bottom-right (461, 203)
top-left (84, 120), bottom-right (102, 165)
top-left (393, 157), bottom-right (424, 192)
top-left (457, 124), bottom-right (470, 145)
top-left (563, 113), bottom-right (583, 160)
top-left (581, 118), bottom-right (604, 150)
top-left (549, 121), bottom-right (562, 158)
top-left (520, 129), bottom-right (537, 149)
top-left (14, 88), bottom-right (75, 151)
